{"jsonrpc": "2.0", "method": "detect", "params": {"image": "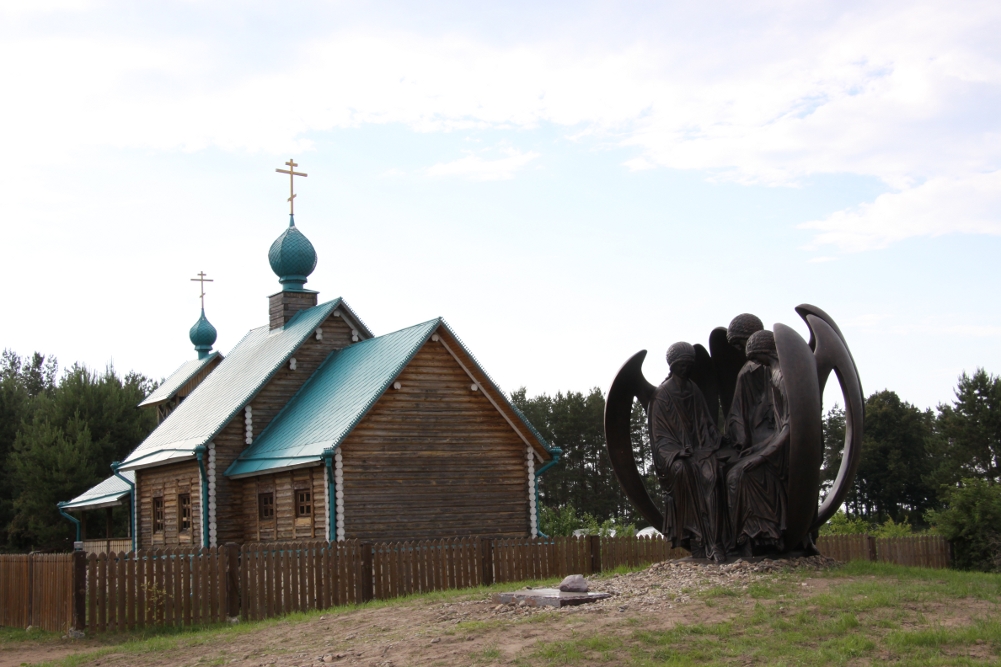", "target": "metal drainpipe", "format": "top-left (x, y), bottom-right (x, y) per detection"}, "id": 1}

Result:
top-left (322, 447), bottom-right (337, 541)
top-left (533, 447), bottom-right (562, 538)
top-left (194, 445), bottom-right (210, 548)
top-left (110, 461), bottom-right (136, 553)
top-left (57, 502), bottom-right (82, 547)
